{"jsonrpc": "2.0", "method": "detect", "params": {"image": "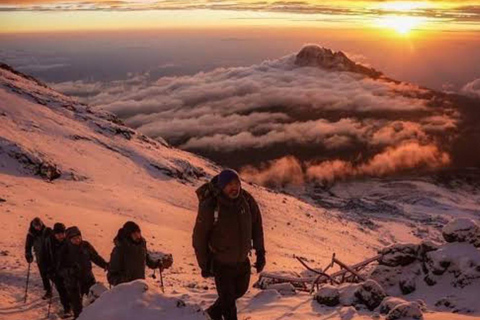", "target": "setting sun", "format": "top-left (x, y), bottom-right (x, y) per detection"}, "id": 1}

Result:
top-left (376, 15), bottom-right (427, 34)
